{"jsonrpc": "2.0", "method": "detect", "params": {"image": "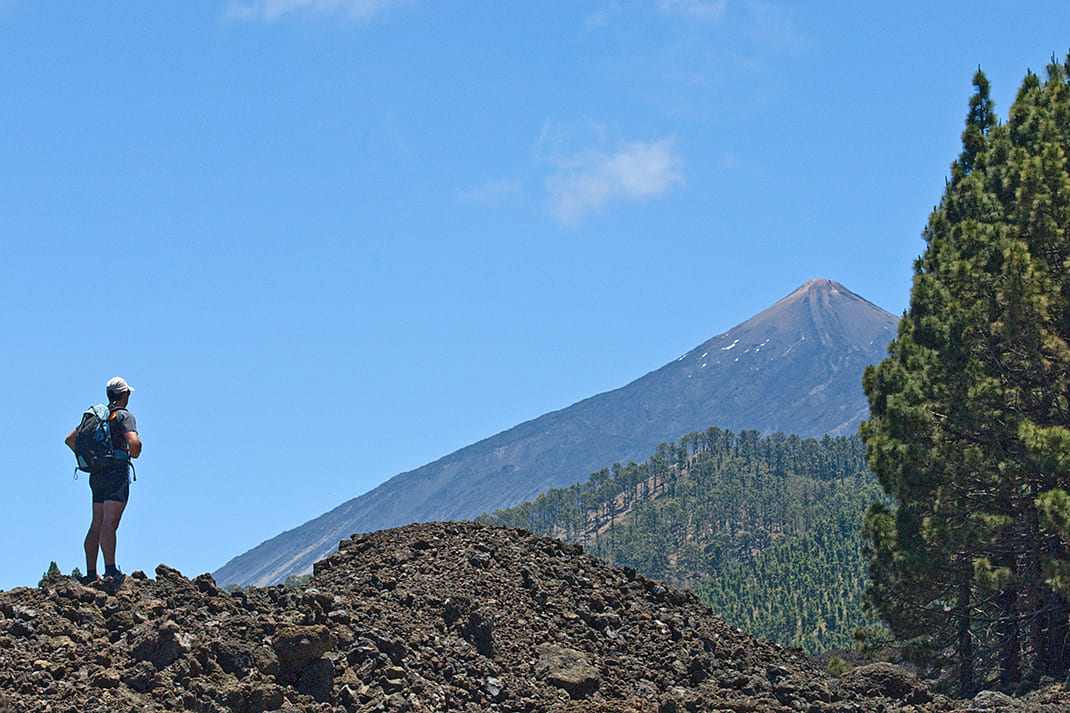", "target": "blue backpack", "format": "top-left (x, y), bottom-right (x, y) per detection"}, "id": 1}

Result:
top-left (73, 405), bottom-right (136, 480)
